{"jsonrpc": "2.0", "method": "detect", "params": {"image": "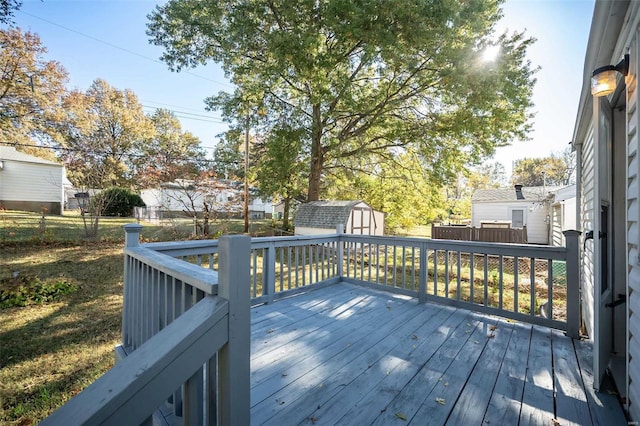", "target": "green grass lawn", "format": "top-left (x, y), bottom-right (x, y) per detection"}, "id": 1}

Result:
top-left (0, 211), bottom-right (278, 424)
